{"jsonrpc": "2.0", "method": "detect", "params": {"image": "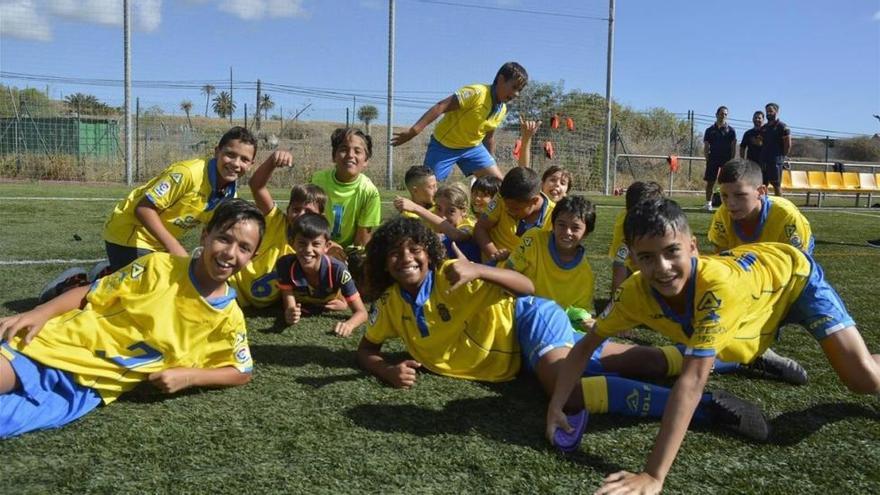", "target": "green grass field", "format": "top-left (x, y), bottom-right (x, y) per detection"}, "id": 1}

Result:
top-left (1, 182), bottom-right (879, 494)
